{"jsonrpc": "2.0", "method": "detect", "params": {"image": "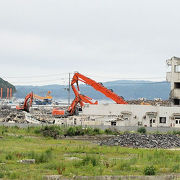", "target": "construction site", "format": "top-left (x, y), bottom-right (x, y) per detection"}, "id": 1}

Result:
top-left (1, 1), bottom-right (180, 179)
top-left (0, 57), bottom-right (179, 131)
top-left (0, 57), bottom-right (180, 179)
